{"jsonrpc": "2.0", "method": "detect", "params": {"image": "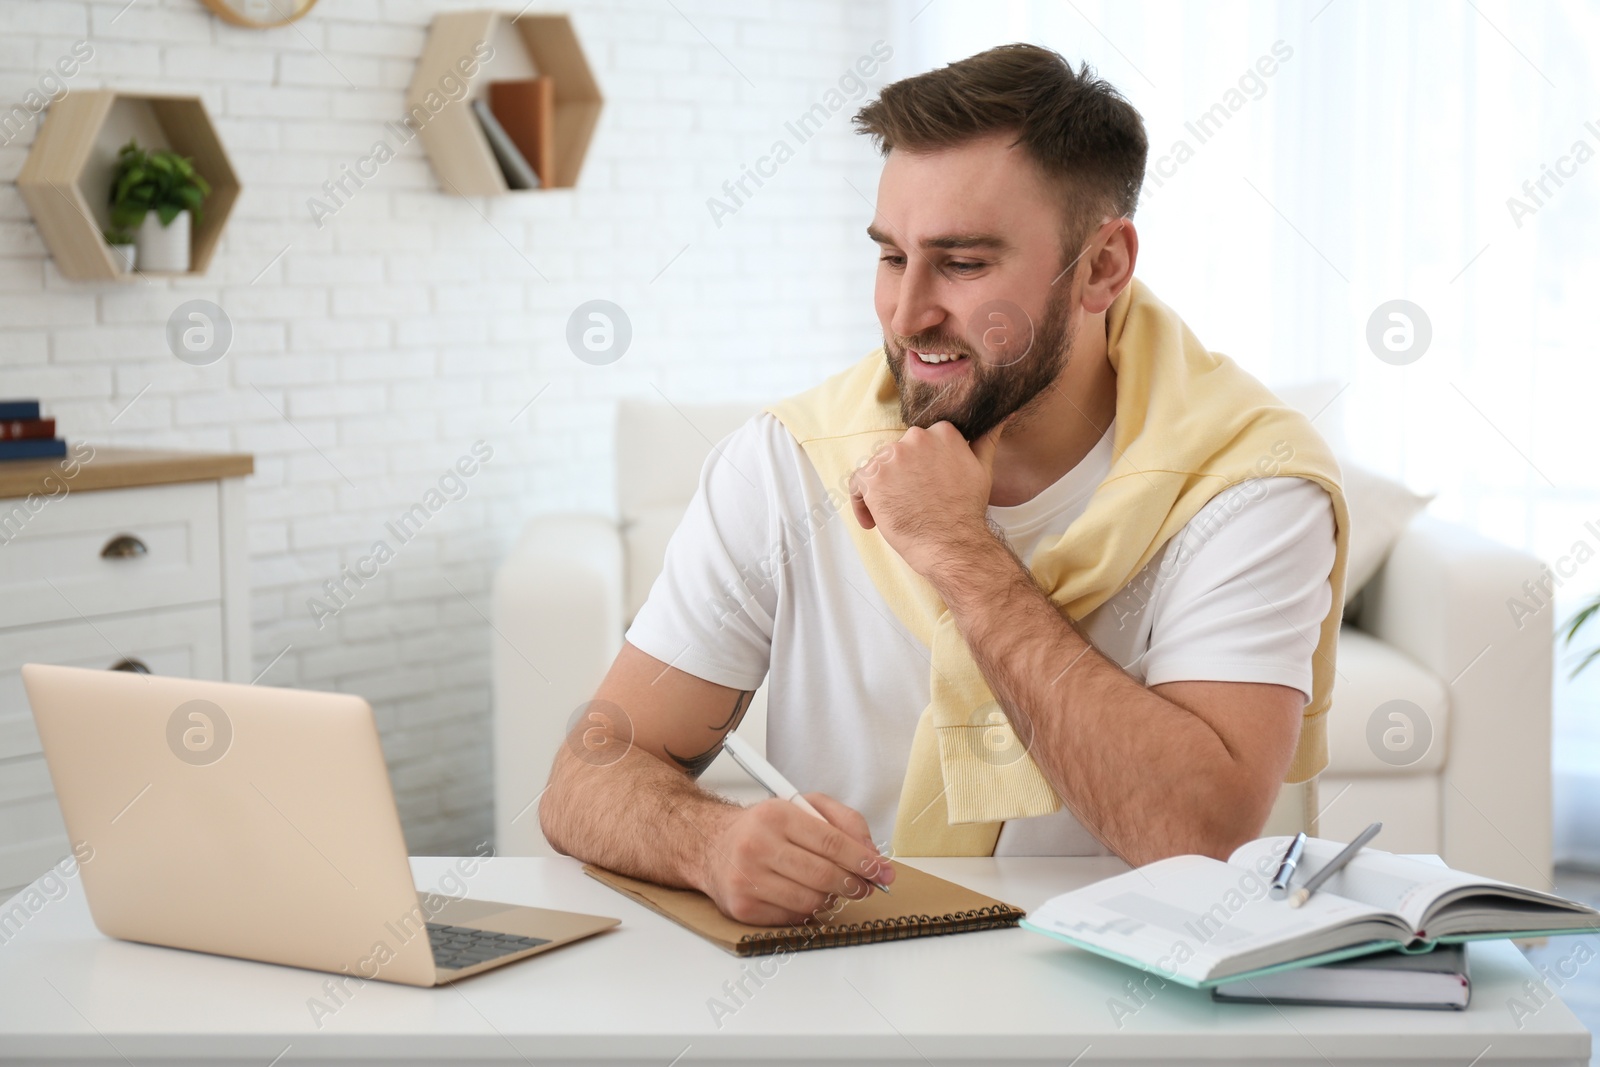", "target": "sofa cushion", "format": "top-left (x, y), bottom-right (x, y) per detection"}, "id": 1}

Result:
top-left (615, 400), bottom-right (761, 518)
top-left (1325, 626), bottom-right (1449, 776)
top-left (1271, 380), bottom-right (1351, 456)
top-left (616, 401), bottom-right (764, 623)
top-left (623, 503), bottom-right (687, 624)
top-left (1268, 381), bottom-right (1432, 608)
top-left (1339, 463), bottom-right (1433, 607)
top-left (1317, 774), bottom-right (1441, 854)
